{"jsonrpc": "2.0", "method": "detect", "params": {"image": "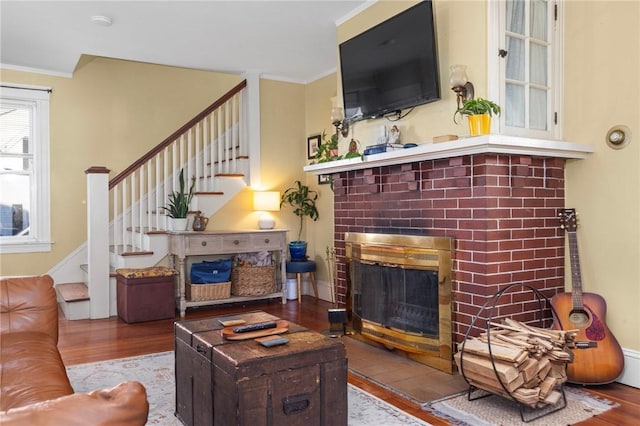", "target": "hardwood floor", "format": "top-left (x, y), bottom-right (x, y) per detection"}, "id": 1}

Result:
top-left (57, 296), bottom-right (639, 425)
